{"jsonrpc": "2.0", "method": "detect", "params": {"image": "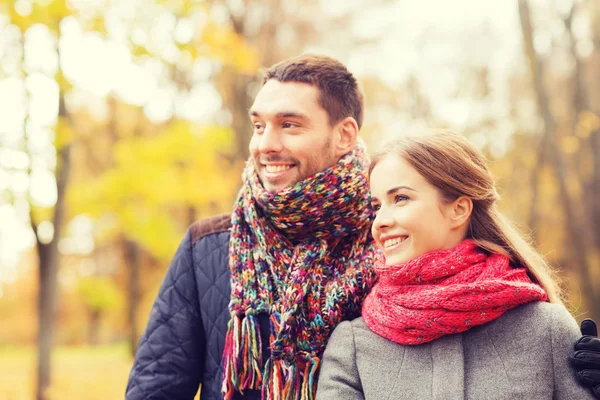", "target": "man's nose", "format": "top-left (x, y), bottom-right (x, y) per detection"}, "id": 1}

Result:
top-left (258, 126), bottom-right (284, 153)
